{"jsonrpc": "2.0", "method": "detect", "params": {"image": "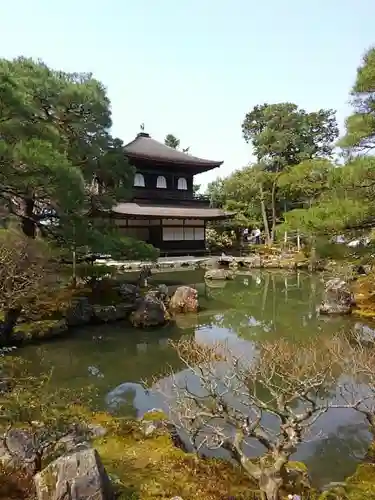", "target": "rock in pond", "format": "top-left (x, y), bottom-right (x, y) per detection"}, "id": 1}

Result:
top-left (319, 278), bottom-right (356, 315)
top-left (147, 284), bottom-right (170, 306)
top-left (34, 448), bottom-right (114, 500)
top-left (92, 303), bottom-right (134, 323)
top-left (117, 283), bottom-right (140, 302)
top-left (130, 291), bottom-right (170, 328)
top-left (66, 297), bottom-right (93, 327)
top-left (204, 269), bottom-right (234, 281)
top-left (169, 286), bottom-right (199, 313)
